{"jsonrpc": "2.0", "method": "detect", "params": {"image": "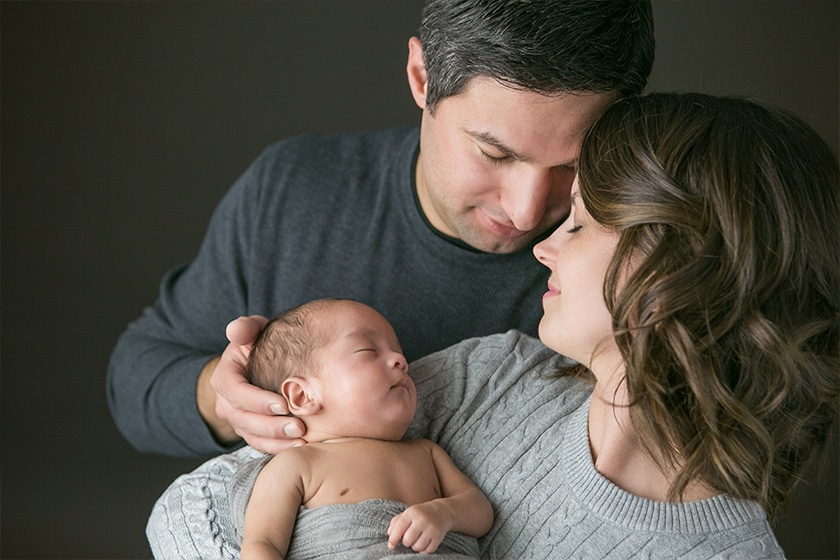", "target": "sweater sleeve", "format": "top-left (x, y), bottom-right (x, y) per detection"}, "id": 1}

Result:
top-left (406, 330), bottom-right (572, 445)
top-left (106, 154), bottom-right (264, 457)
